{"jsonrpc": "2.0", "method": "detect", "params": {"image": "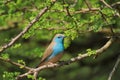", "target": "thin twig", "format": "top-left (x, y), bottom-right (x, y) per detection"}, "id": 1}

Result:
top-left (95, 38), bottom-right (114, 57)
top-left (39, 27), bottom-right (68, 31)
top-left (63, 0), bottom-right (72, 17)
top-left (100, 0), bottom-right (120, 17)
top-left (69, 0), bottom-right (78, 8)
top-left (74, 8), bottom-right (100, 14)
top-left (99, 11), bottom-right (115, 36)
top-left (111, 1), bottom-right (120, 7)
top-left (62, 0), bottom-right (78, 30)
top-left (84, 0), bottom-right (92, 10)
top-left (100, 0), bottom-right (112, 9)
top-left (0, 57), bottom-right (32, 70)
top-left (108, 55), bottom-right (120, 80)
